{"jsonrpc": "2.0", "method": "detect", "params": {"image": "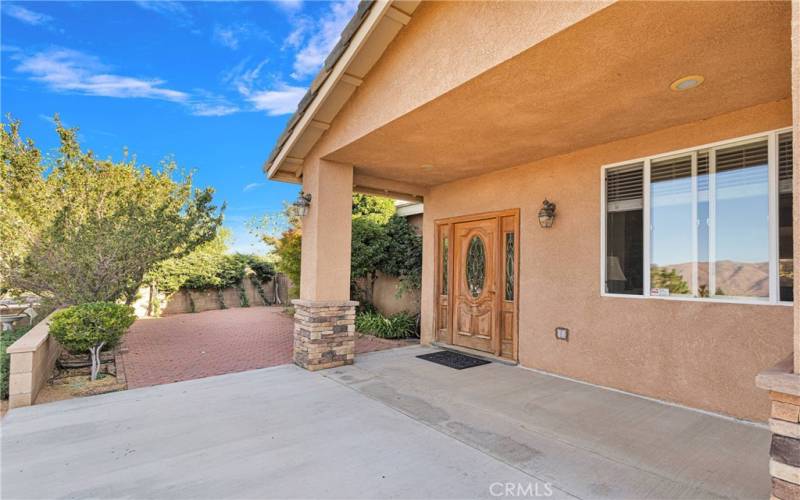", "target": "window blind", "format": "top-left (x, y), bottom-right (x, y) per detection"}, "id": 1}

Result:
top-left (697, 152), bottom-right (709, 192)
top-left (779, 132), bottom-right (793, 194)
top-left (651, 156), bottom-right (692, 183)
top-left (606, 163), bottom-right (643, 212)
